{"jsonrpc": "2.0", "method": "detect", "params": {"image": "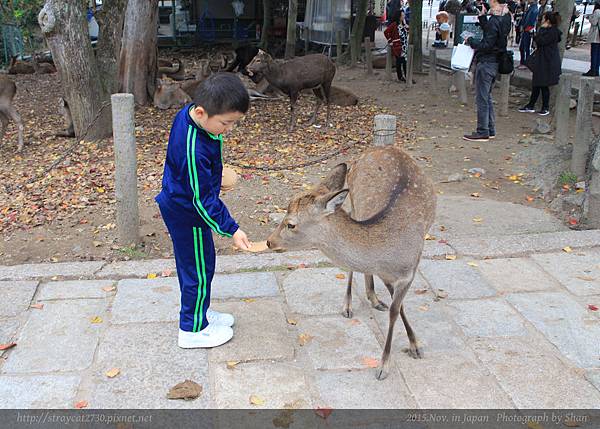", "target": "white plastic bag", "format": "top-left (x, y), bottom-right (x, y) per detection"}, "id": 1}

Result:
top-left (450, 43), bottom-right (475, 71)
